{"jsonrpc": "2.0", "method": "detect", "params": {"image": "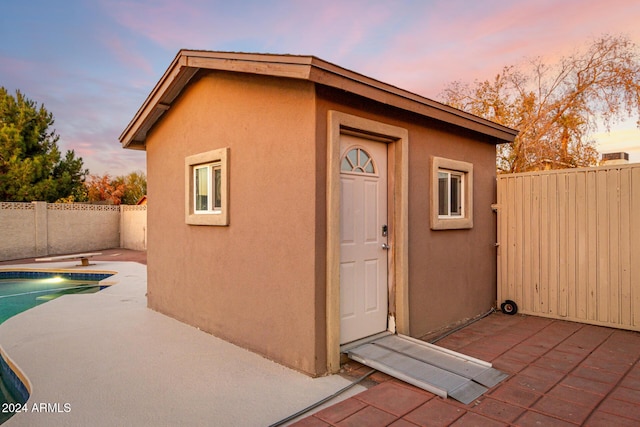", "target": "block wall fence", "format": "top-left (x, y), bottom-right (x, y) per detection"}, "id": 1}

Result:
top-left (0, 202), bottom-right (147, 261)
